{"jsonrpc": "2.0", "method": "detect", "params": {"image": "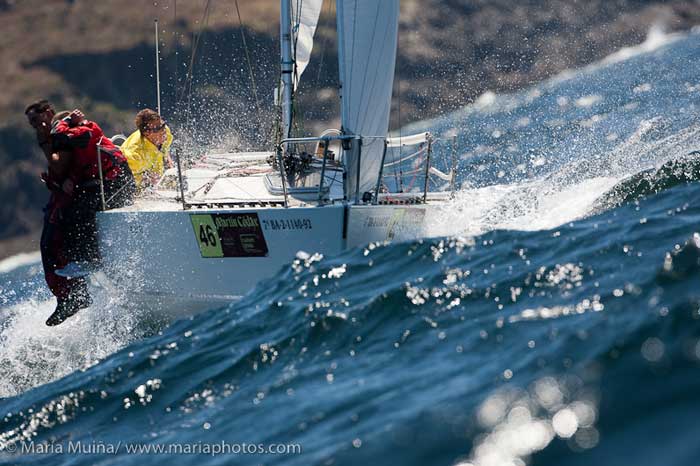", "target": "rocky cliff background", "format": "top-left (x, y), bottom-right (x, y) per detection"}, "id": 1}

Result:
top-left (1, 0), bottom-right (699, 257)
